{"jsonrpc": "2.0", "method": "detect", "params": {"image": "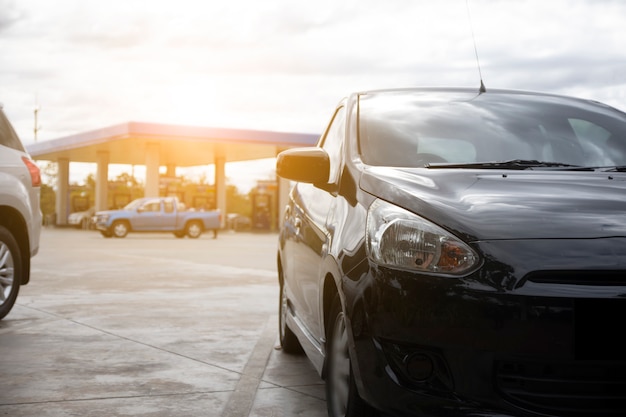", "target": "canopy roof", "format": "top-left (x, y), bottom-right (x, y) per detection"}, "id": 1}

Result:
top-left (26, 121), bottom-right (320, 166)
